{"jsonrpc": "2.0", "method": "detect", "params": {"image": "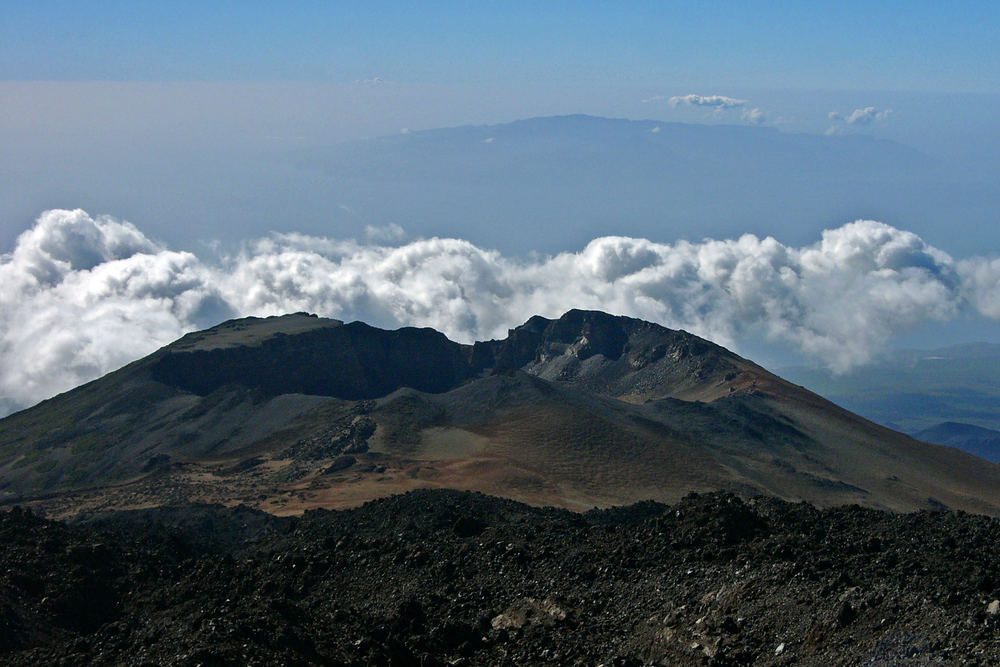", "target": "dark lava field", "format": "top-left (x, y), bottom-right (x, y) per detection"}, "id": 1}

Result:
top-left (3, 489), bottom-right (1000, 665)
